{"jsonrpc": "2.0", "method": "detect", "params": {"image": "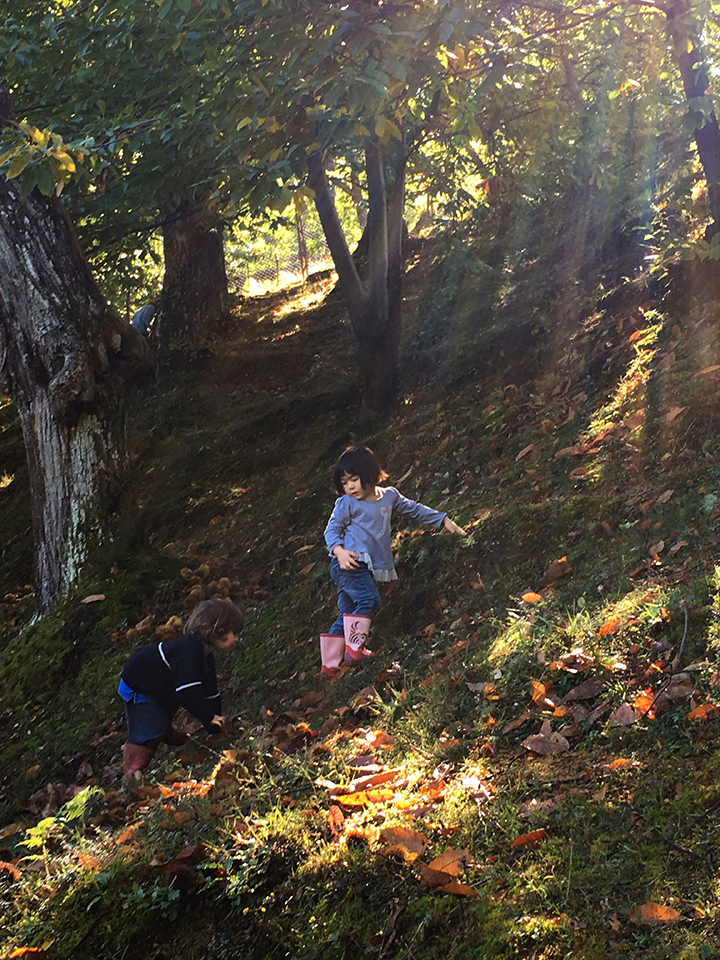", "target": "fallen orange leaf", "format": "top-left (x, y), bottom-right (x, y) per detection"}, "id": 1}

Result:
top-left (326, 805), bottom-right (344, 840)
top-left (418, 862), bottom-right (456, 889)
top-left (115, 824), bottom-right (141, 846)
top-left (0, 860), bottom-right (21, 880)
top-left (512, 829), bottom-right (548, 848)
top-left (543, 557), bottom-right (573, 586)
top-left (379, 826), bottom-right (429, 859)
top-left (665, 407), bottom-right (686, 423)
top-left (501, 710), bottom-right (533, 734)
top-left (435, 878), bottom-right (479, 897)
top-left (336, 789), bottom-right (395, 807)
top-left (522, 592), bottom-right (542, 603)
top-left (629, 903), bottom-right (681, 925)
top-left (427, 849), bottom-right (471, 875)
top-left (331, 768), bottom-right (403, 795)
top-left (515, 443), bottom-right (537, 462)
top-left (633, 690), bottom-right (656, 716)
top-left (647, 538), bottom-right (665, 556)
top-left (363, 730), bottom-right (395, 750)
top-left (530, 679), bottom-right (555, 709)
top-left (76, 852), bottom-right (99, 870)
top-left (688, 702), bottom-right (720, 721)
top-left (598, 618), bottom-right (621, 637)
top-left (0, 823), bottom-right (23, 840)
top-left (420, 779), bottom-right (448, 799)
top-left (605, 758), bottom-right (634, 771)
